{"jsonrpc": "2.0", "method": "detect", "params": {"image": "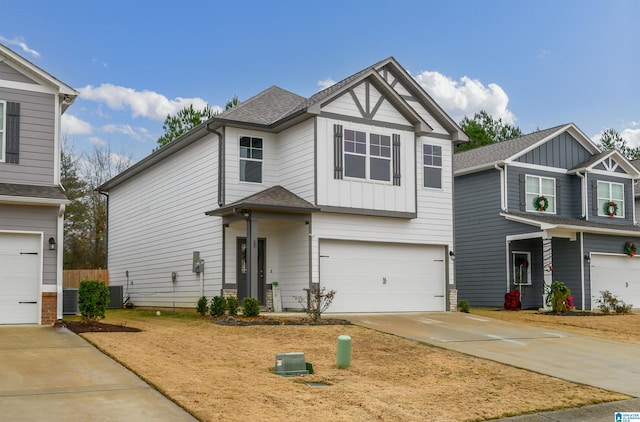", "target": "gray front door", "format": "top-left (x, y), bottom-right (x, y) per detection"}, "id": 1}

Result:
top-left (237, 238), bottom-right (266, 304)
